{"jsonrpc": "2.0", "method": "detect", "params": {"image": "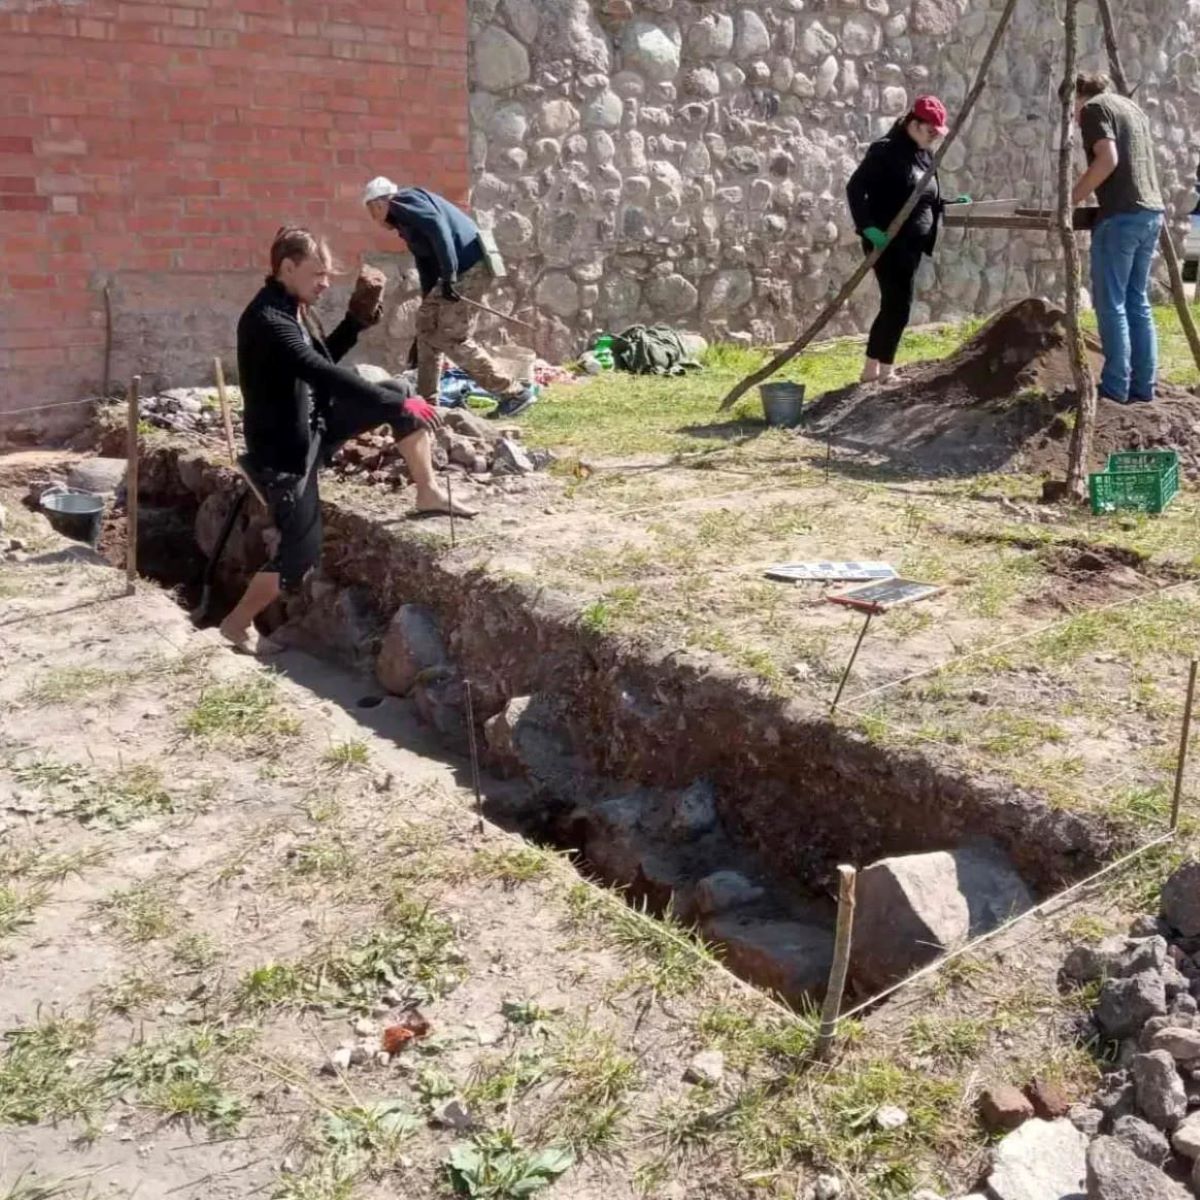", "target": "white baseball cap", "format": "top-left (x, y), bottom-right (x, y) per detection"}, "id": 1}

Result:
top-left (362, 176), bottom-right (398, 205)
